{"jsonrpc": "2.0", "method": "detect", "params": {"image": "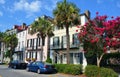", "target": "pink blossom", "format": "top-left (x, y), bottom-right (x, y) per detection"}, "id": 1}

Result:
top-left (76, 30), bottom-right (78, 32)
top-left (111, 16), bottom-right (114, 19)
top-left (96, 12), bottom-right (99, 15)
